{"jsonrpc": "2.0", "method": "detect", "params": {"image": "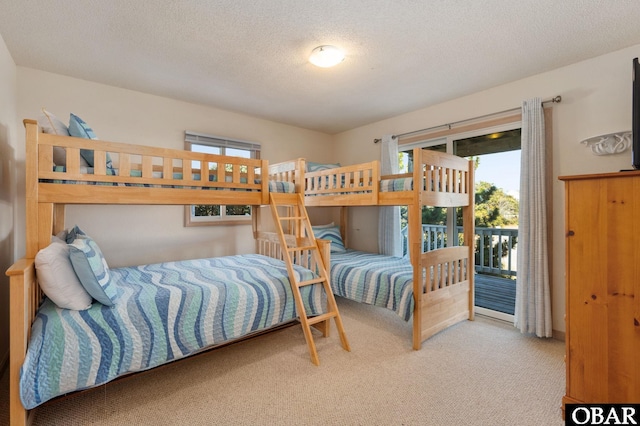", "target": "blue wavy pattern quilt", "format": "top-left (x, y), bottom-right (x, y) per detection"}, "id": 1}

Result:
top-left (329, 250), bottom-right (414, 321)
top-left (21, 254), bottom-right (324, 409)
